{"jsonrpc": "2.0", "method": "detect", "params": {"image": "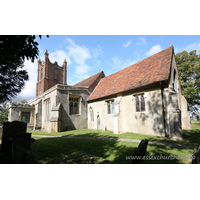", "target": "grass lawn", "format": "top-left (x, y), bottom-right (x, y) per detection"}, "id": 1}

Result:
top-left (1, 123), bottom-right (199, 164)
top-left (32, 137), bottom-right (193, 164)
top-left (28, 123), bottom-right (200, 164)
